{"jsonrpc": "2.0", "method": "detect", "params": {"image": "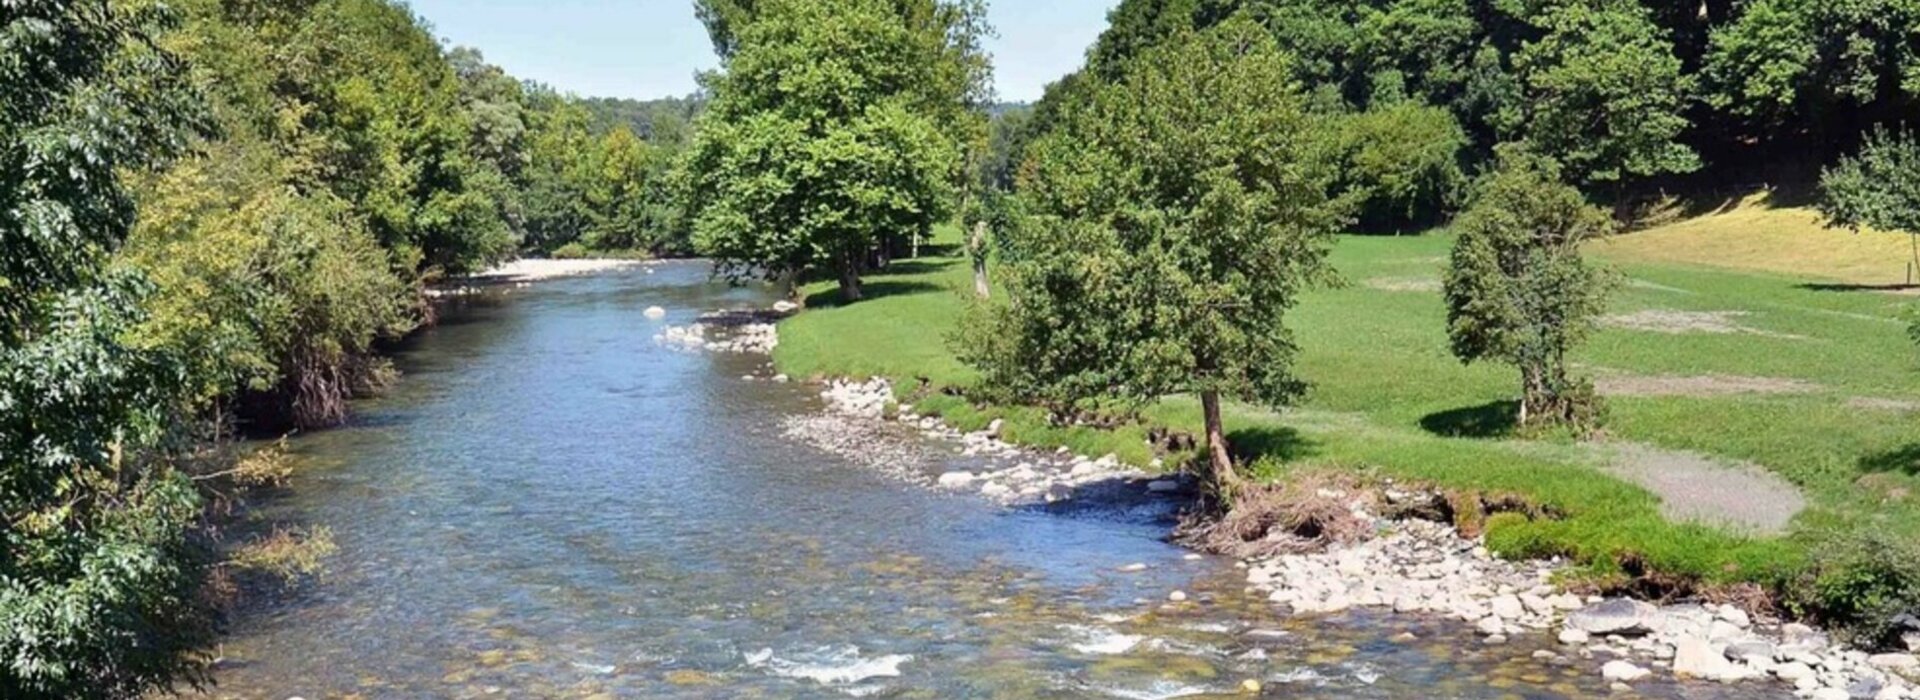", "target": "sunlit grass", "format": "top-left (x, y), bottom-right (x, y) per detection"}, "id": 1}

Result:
top-left (772, 220), bottom-right (1920, 588)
